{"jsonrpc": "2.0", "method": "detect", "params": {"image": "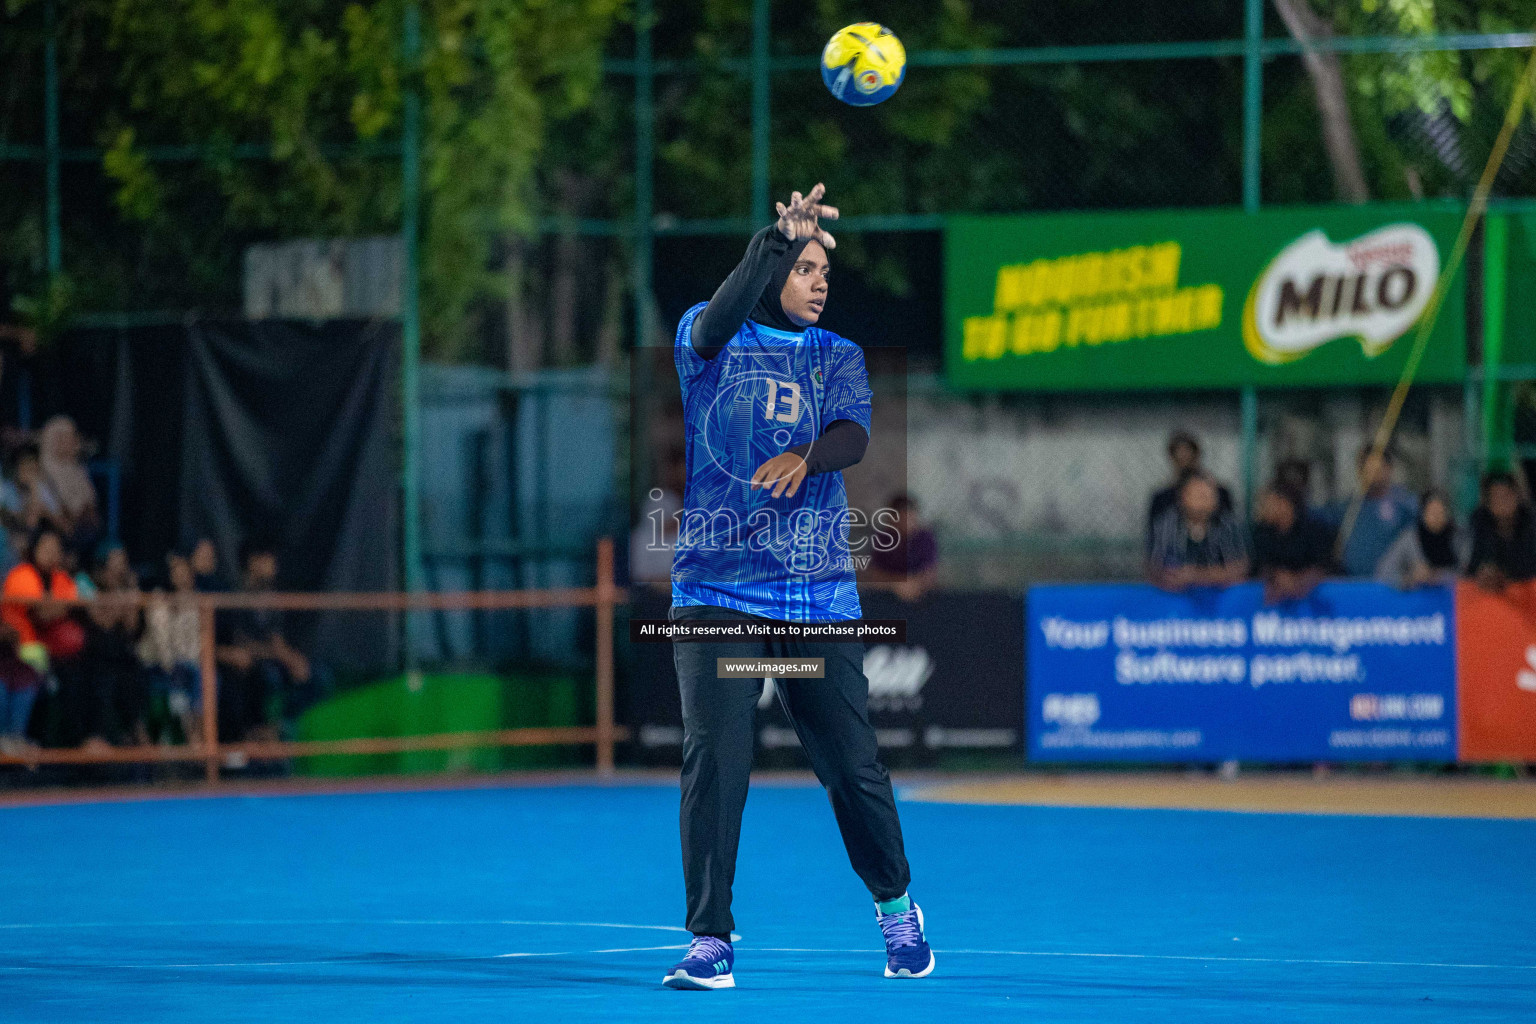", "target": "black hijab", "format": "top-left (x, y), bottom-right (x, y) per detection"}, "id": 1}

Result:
top-left (1418, 519), bottom-right (1458, 570)
top-left (750, 235), bottom-right (815, 333)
